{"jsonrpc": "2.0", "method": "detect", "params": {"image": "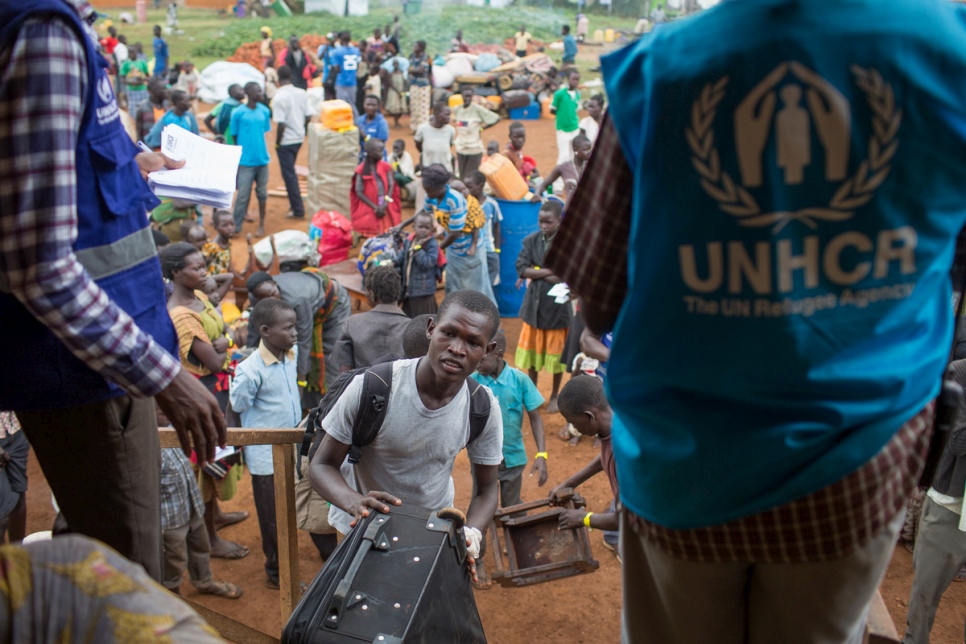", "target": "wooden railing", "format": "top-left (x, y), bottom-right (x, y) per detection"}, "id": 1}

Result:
top-left (159, 427), bottom-right (303, 643)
